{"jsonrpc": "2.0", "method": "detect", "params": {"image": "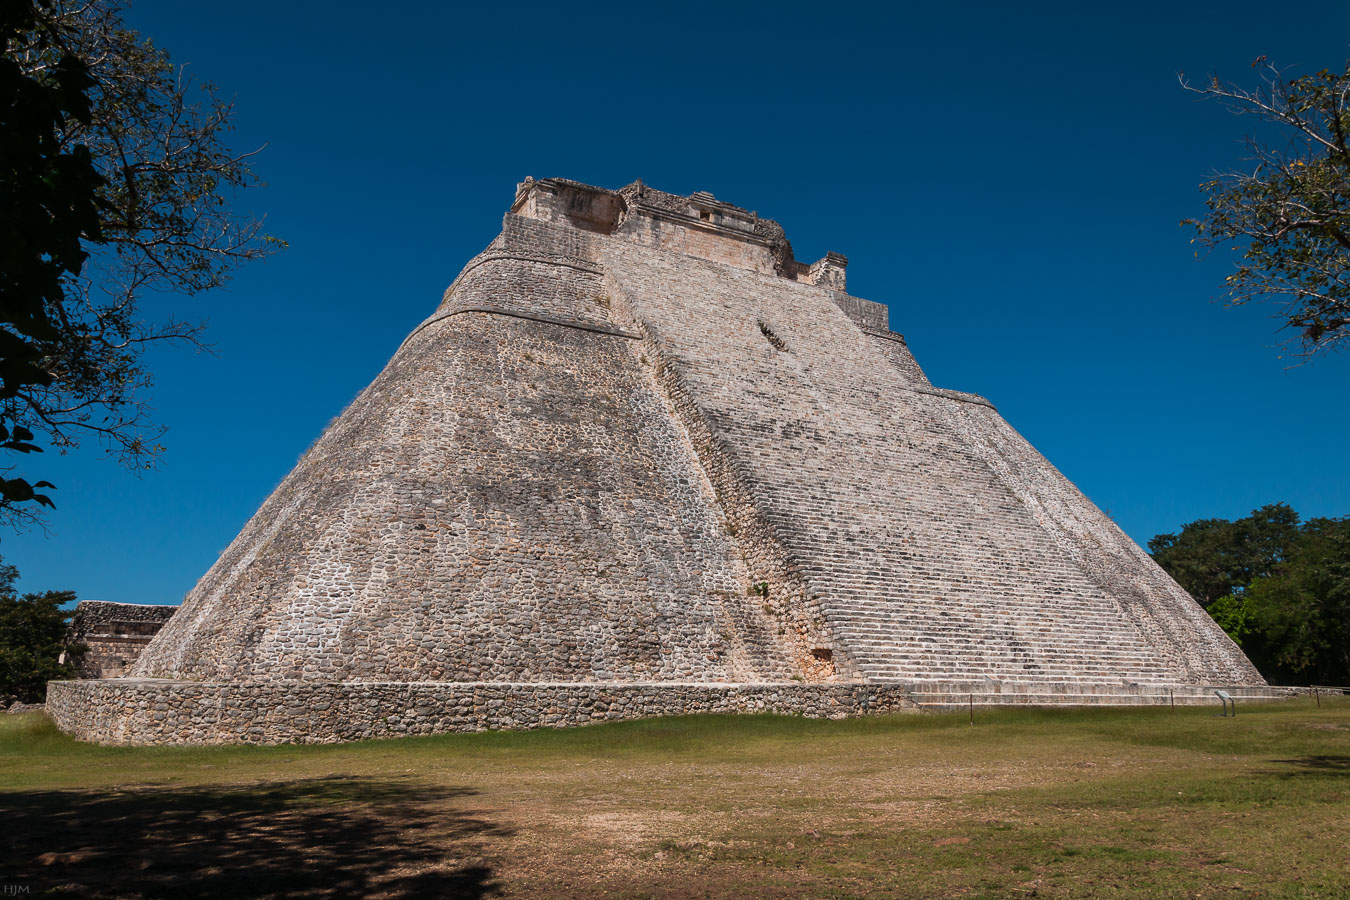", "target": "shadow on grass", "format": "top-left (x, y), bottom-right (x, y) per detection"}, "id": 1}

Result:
top-left (1270, 755), bottom-right (1350, 774)
top-left (0, 776), bottom-right (510, 898)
